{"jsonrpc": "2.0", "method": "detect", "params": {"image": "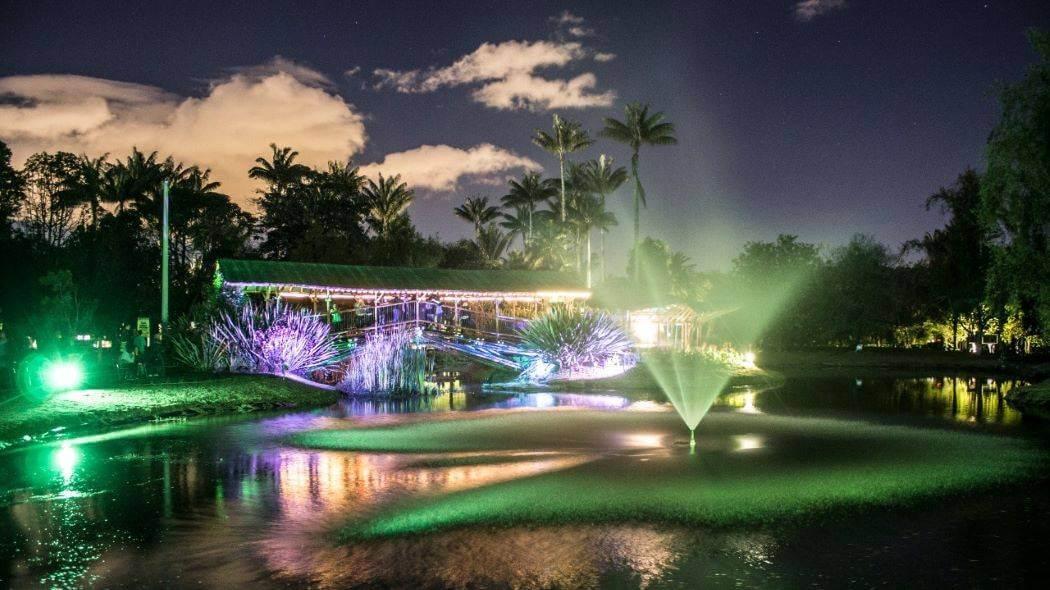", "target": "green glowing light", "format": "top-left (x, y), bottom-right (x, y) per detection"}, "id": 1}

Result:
top-left (44, 361), bottom-right (84, 392)
top-left (55, 442), bottom-right (79, 483)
